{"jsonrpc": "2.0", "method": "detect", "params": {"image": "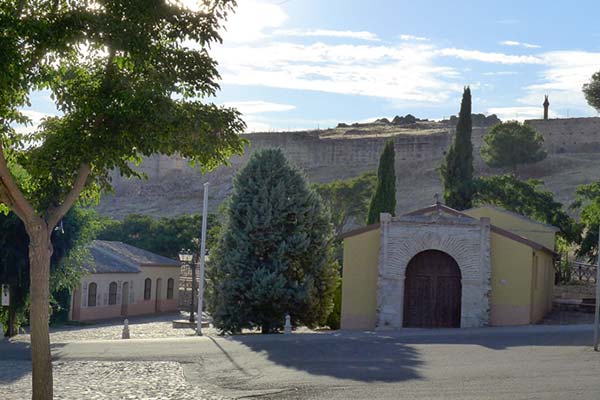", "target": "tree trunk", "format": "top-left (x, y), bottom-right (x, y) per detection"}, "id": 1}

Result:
top-left (8, 287), bottom-right (16, 337)
top-left (27, 223), bottom-right (53, 400)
